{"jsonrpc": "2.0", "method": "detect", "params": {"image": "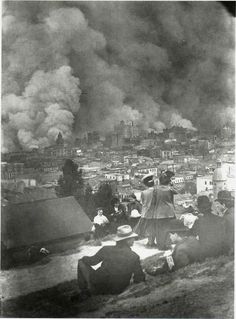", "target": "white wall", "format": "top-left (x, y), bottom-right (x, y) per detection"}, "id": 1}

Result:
top-left (196, 176), bottom-right (213, 194)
